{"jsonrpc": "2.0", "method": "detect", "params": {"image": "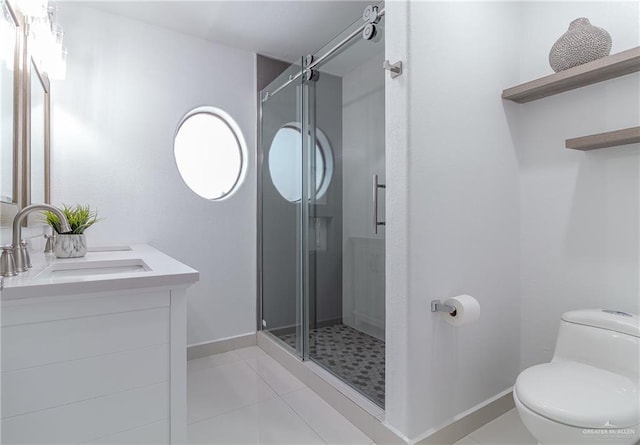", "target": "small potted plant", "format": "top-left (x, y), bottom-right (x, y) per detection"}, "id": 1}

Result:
top-left (43, 204), bottom-right (100, 258)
